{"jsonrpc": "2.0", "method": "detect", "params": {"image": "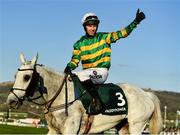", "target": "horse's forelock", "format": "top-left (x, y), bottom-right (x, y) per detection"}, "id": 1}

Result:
top-left (24, 61), bottom-right (31, 65)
